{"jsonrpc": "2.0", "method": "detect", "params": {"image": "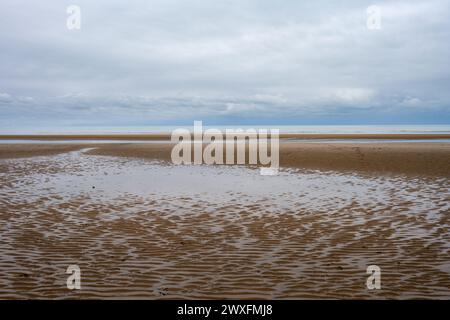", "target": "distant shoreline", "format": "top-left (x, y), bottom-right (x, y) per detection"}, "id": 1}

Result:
top-left (1, 133), bottom-right (450, 141)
